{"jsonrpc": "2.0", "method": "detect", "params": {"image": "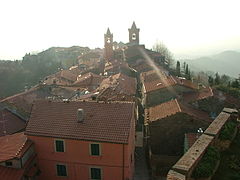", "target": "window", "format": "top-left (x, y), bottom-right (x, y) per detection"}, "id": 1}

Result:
top-left (90, 143), bottom-right (100, 156)
top-left (90, 168), bottom-right (101, 180)
top-left (5, 161), bottom-right (12, 166)
top-left (56, 164), bottom-right (67, 176)
top-left (55, 140), bottom-right (65, 152)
